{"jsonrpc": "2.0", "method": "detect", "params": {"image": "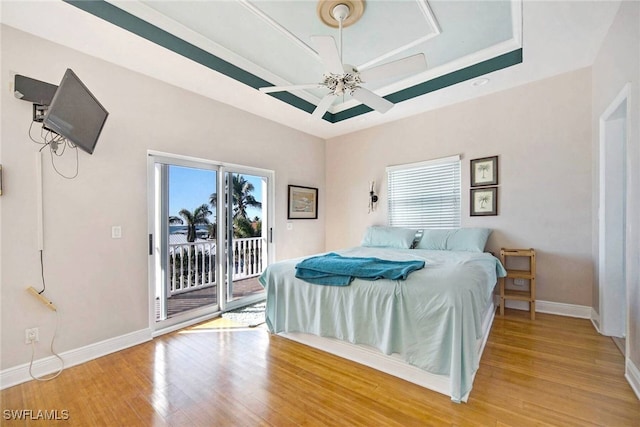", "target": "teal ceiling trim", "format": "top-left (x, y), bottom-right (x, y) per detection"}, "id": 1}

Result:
top-left (389, 49), bottom-right (523, 104)
top-left (64, 1), bottom-right (522, 124)
top-left (331, 48), bottom-right (523, 123)
top-left (64, 0), bottom-right (316, 114)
